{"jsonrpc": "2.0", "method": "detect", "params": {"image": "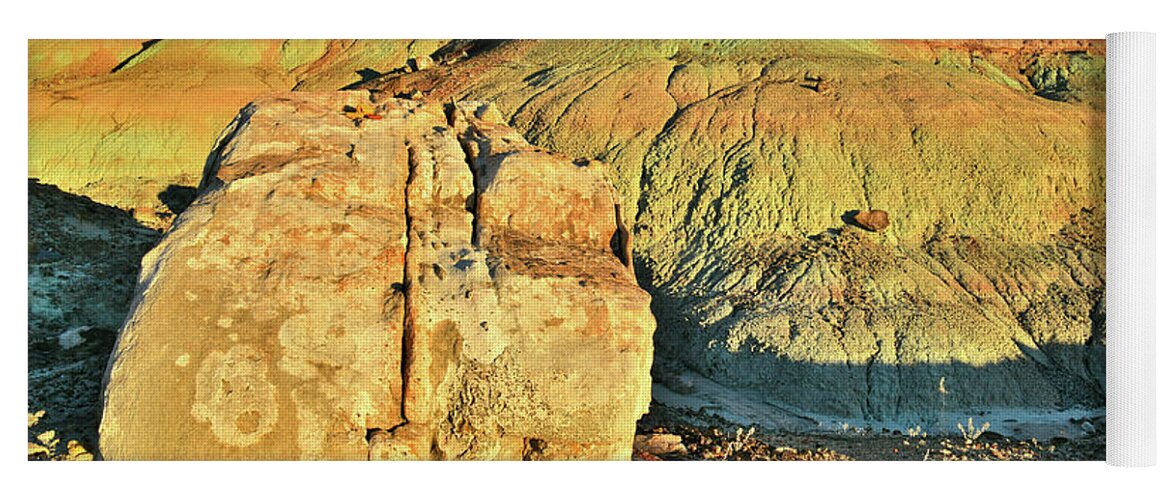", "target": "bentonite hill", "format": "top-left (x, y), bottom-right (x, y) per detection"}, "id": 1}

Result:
top-left (28, 39), bottom-right (1105, 461)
